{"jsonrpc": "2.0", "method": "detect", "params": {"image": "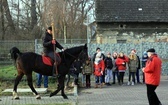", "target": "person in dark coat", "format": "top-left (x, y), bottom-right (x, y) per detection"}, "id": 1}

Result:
top-left (104, 52), bottom-right (113, 86)
top-left (73, 58), bottom-right (83, 85)
top-left (142, 51), bottom-right (148, 83)
top-left (43, 26), bottom-right (64, 76)
top-left (112, 52), bottom-right (119, 84)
